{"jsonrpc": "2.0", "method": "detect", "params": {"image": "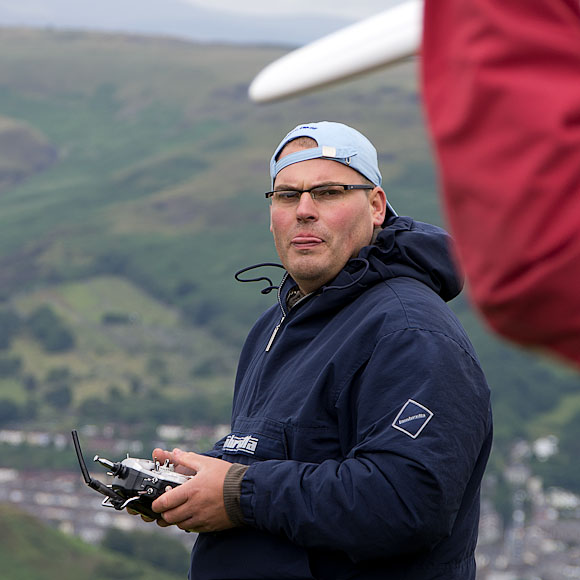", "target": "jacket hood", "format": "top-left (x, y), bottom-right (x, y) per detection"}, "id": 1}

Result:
top-left (284, 216), bottom-right (463, 305)
top-left (364, 216), bottom-right (462, 301)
